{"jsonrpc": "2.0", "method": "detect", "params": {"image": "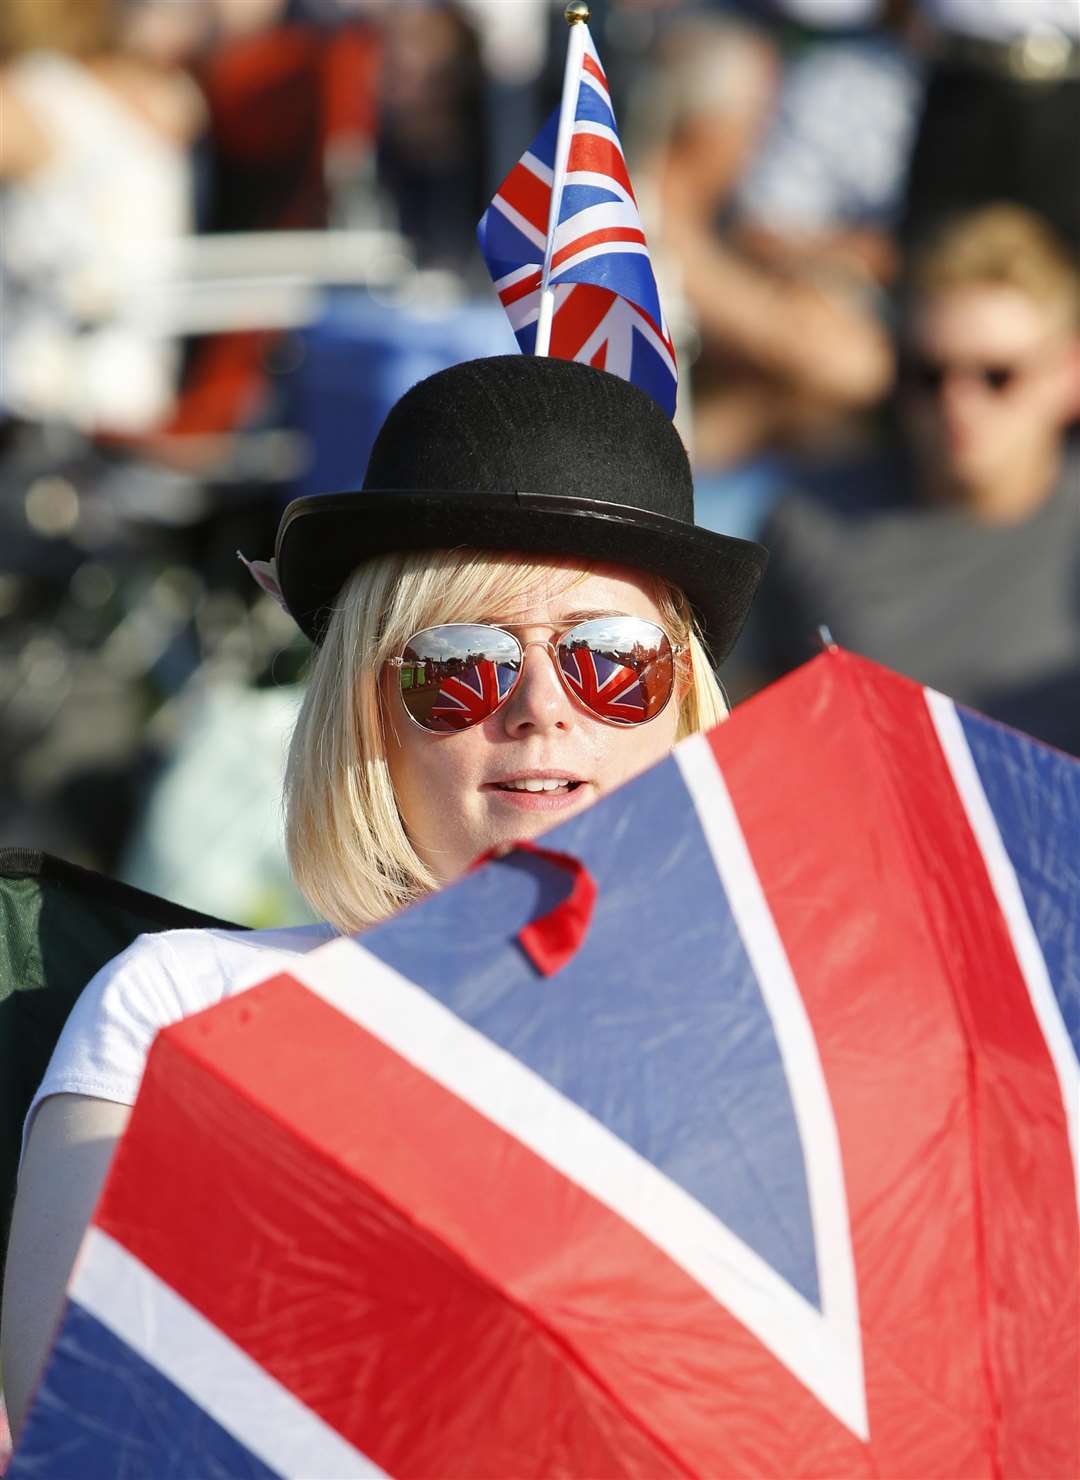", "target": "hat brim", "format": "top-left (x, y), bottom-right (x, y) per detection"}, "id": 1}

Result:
top-left (275, 490), bottom-right (768, 666)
